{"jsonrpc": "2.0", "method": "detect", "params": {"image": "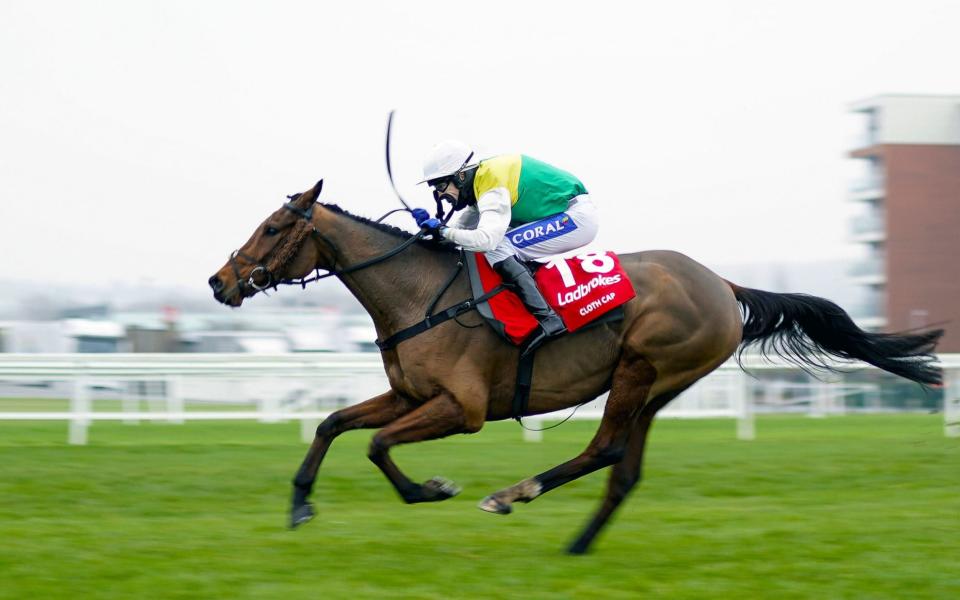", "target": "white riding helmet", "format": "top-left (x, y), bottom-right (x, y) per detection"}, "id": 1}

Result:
top-left (419, 139), bottom-right (477, 184)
